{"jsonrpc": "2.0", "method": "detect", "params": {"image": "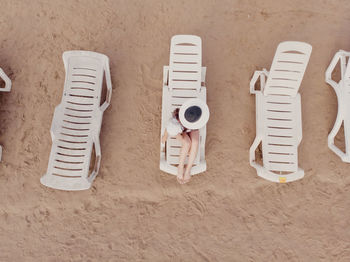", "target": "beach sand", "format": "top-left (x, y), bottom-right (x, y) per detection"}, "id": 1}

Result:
top-left (0, 0), bottom-right (350, 261)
